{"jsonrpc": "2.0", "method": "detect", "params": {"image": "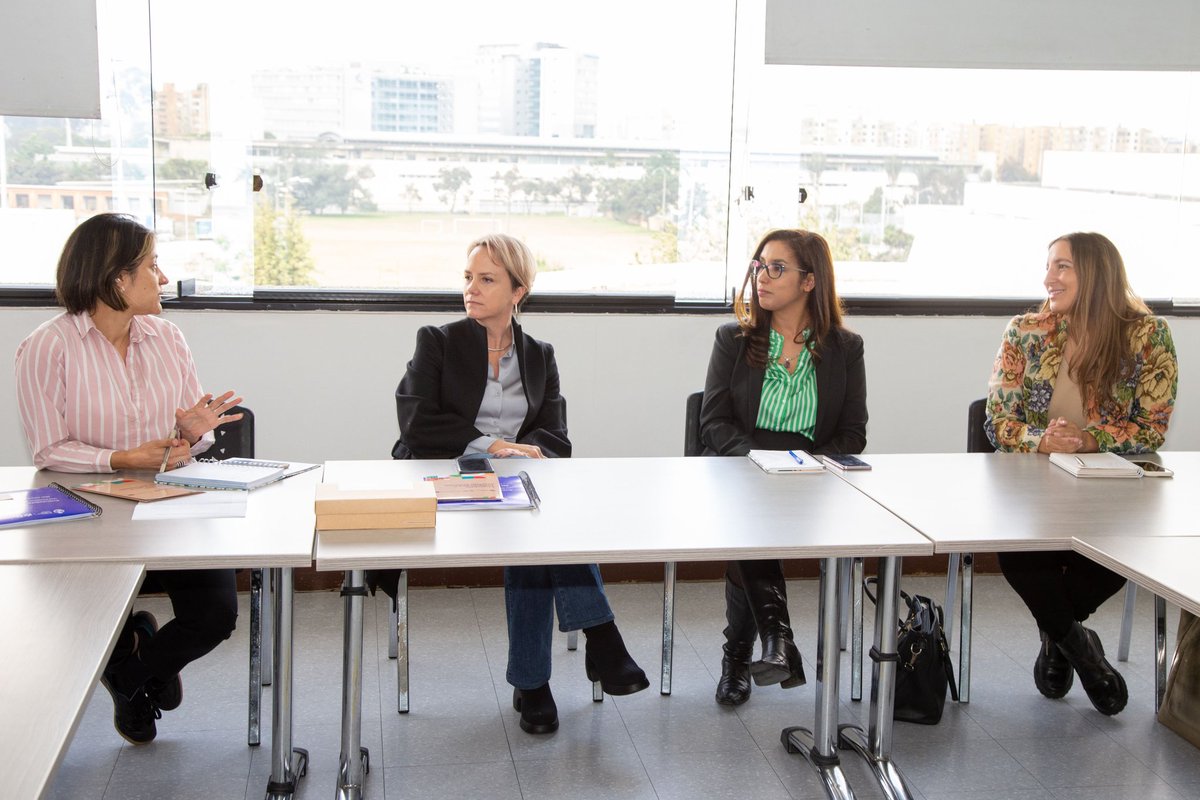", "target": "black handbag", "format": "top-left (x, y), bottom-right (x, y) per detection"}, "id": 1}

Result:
top-left (865, 578), bottom-right (959, 724)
